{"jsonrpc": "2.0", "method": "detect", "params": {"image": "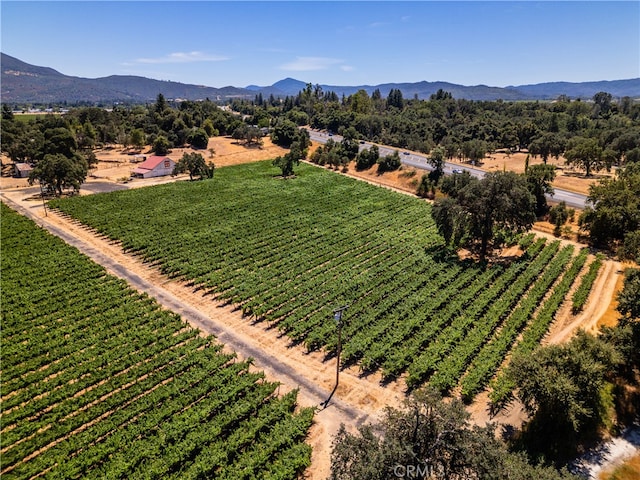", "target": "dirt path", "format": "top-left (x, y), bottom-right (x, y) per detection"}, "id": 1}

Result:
top-left (546, 256), bottom-right (622, 345)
